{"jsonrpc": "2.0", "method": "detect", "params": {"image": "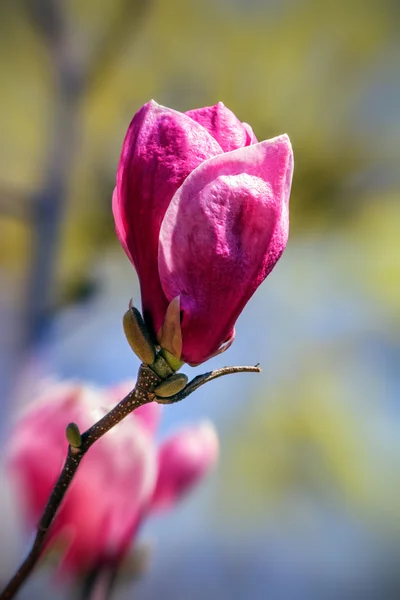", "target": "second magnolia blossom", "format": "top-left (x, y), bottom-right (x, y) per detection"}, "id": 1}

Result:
top-left (113, 100), bottom-right (294, 365)
top-left (7, 380), bottom-right (218, 577)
